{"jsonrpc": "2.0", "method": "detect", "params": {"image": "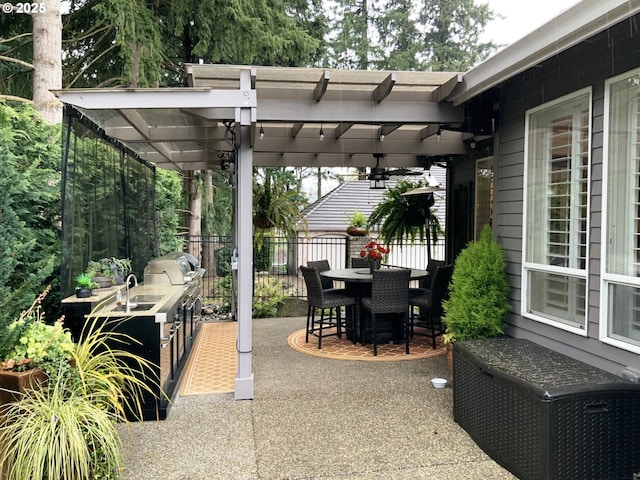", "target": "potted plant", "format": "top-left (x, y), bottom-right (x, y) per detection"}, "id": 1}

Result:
top-left (442, 225), bottom-right (511, 372)
top-left (0, 294), bottom-right (159, 479)
top-left (0, 287), bottom-right (74, 404)
top-left (359, 240), bottom-right (390, 272)
top-left (86, 257), bottom-right (132, 287)
top-left (346, 210), bottom-right (368, 236)
top-left (367, 179), bottom-right (442, 261)
top-left (75, 273), bottom-right (95, 298)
